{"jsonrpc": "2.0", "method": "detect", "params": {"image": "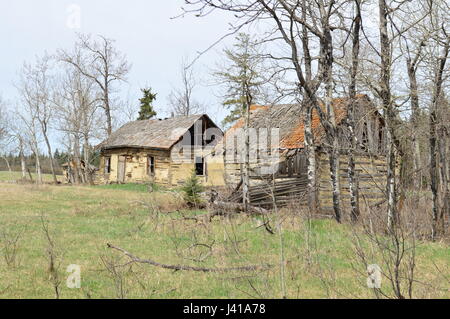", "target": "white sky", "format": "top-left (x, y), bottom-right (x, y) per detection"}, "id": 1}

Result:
top-left (0, 0), bottom-right (236, 128)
